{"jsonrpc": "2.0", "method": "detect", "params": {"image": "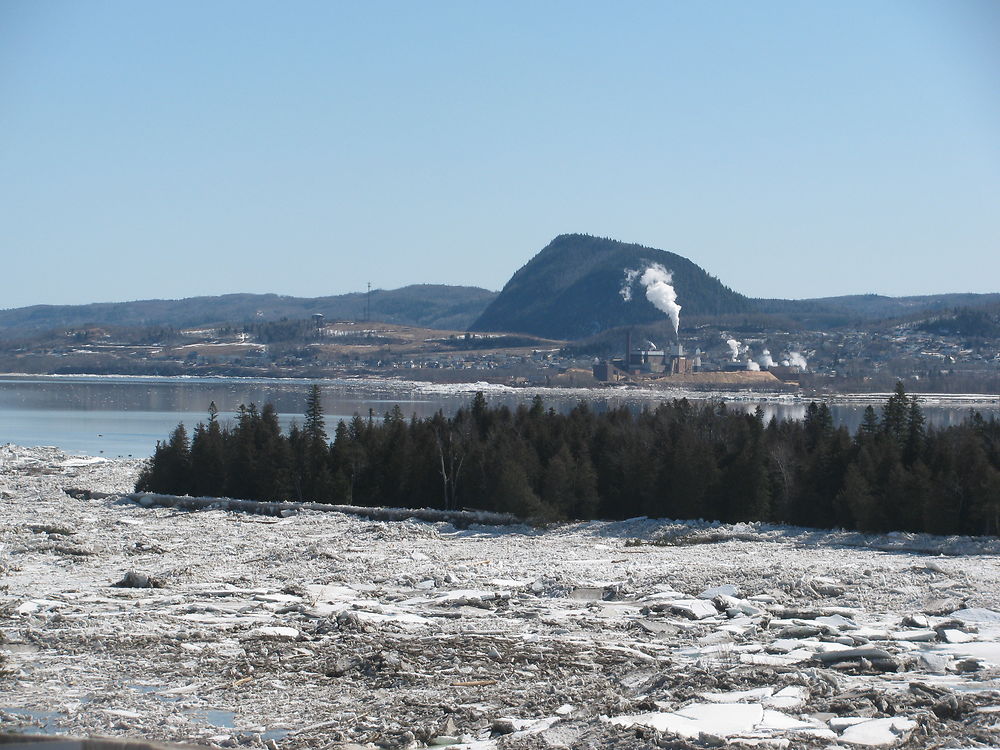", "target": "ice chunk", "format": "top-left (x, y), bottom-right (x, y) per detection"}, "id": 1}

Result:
top-left (757, 709), bottom-right (823, 732)
top-left (643, 590), bottom-right (686, 602)
top-left (609, 702), bottom-right (764, 738)
top-left (951, 608), bottom-right (1000, 623)
top-left (891, 629), bottom-right (937, 642)
top-left (58, 457), bottom-right (107, 467)
top-left (741, 651), bottom-right (812, 667)
top-left (937, 641), bottom-right (1000, 665)
top-left (816, 614), bottom-right (859, 630)
top-left (940, 629), bottom-right (974, 644)
top-left (699, 584), bottom-right (739, 599)
top-left (699, 687), bottom-right (772, 703)
top-left (918, 653), bottom-right (950, 673)
top-left (246, 626), bottom-right (300, 640)
top-left (568, 586), bottom-right (606, 600)
top-left (765, 686), bottom-right (808, 709)
top-left (668, 599), bottom-right (718, 620)
top-left (835, 717), bottom-right (916, 746)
